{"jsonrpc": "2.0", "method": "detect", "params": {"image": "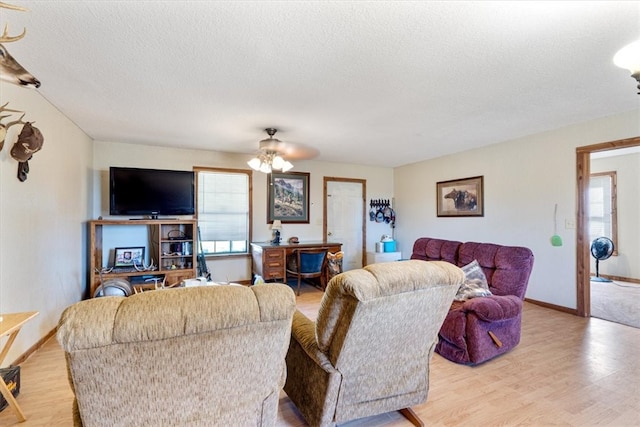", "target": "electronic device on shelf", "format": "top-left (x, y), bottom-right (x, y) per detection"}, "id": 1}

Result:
top-left (110, 266), bottom-right (137, 273)
top-left (109, 166), bottom-right (195, 218)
